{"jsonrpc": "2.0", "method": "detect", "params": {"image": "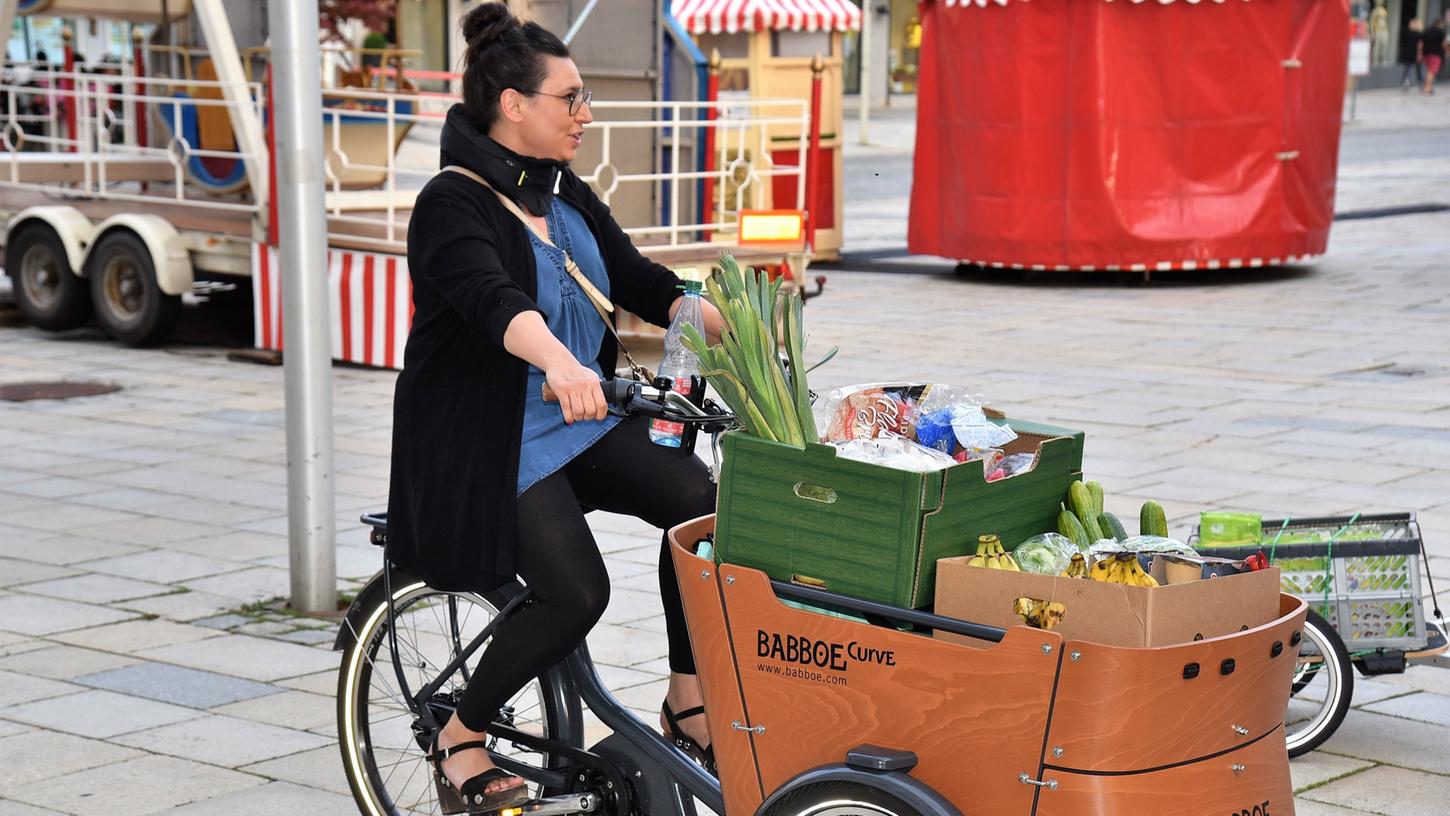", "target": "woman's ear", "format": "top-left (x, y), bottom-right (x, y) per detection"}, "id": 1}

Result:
top-left (499, 88), bottom-right (527, 124)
